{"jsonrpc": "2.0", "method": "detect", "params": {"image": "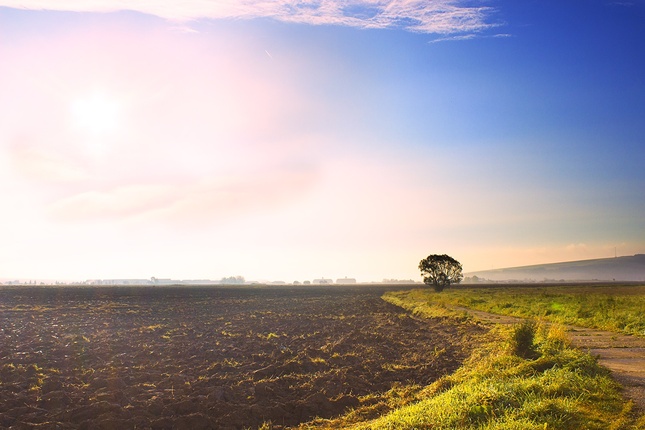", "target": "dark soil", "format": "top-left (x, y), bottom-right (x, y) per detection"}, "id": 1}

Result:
top-left (0, 285), bottom-right (486, 429)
